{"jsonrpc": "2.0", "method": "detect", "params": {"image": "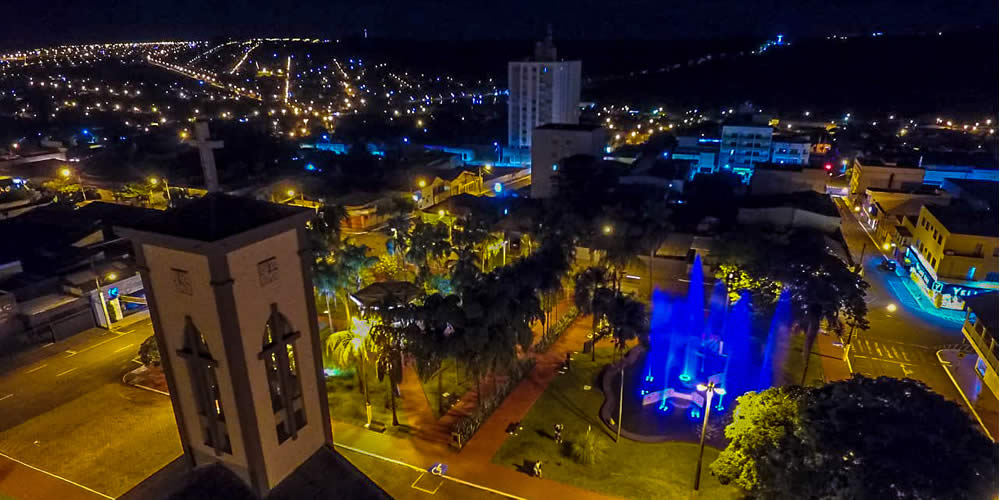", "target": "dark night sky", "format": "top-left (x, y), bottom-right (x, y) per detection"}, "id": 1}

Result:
top-left (2, 0), bottom-right (996, 47)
